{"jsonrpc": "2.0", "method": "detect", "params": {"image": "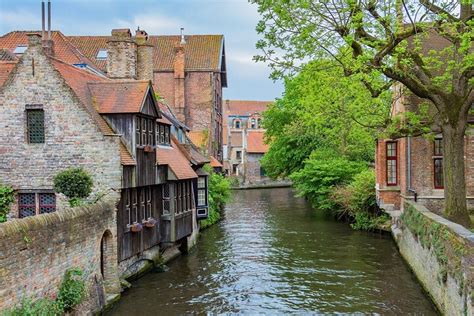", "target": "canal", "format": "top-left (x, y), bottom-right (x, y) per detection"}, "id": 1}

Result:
top-left (108, 188), bottom-right (436, 314)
